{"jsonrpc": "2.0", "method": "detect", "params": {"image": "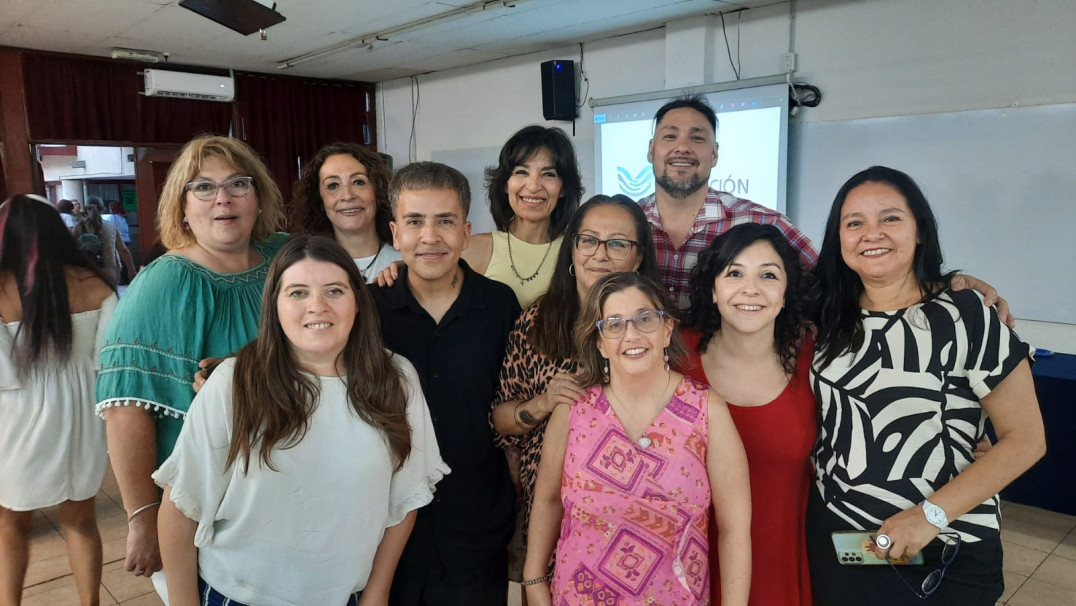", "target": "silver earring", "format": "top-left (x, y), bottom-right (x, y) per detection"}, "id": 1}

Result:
top-left (602, 357), bottom-right (609, 383)
top-left (569, 264), bottom-right (576, 276)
